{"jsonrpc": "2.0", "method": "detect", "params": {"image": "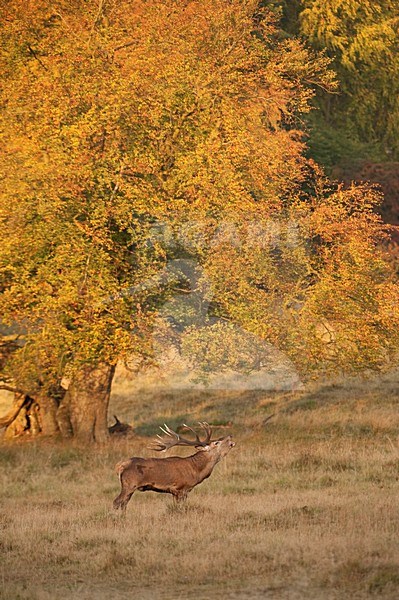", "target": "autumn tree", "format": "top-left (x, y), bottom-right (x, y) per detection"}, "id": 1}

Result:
top-left (298, 0), bottom-right (399, 160)
top-left (0, 0), bottom-right (398, 441)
